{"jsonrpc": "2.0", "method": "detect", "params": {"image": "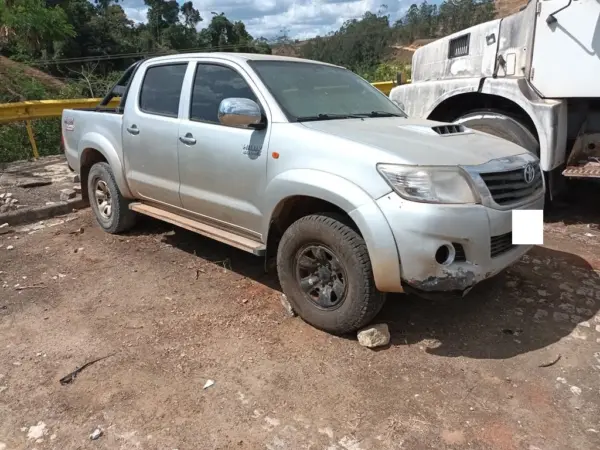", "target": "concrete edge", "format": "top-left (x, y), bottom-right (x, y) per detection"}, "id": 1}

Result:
top-left (0, 198), bottom-right (89, 227)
